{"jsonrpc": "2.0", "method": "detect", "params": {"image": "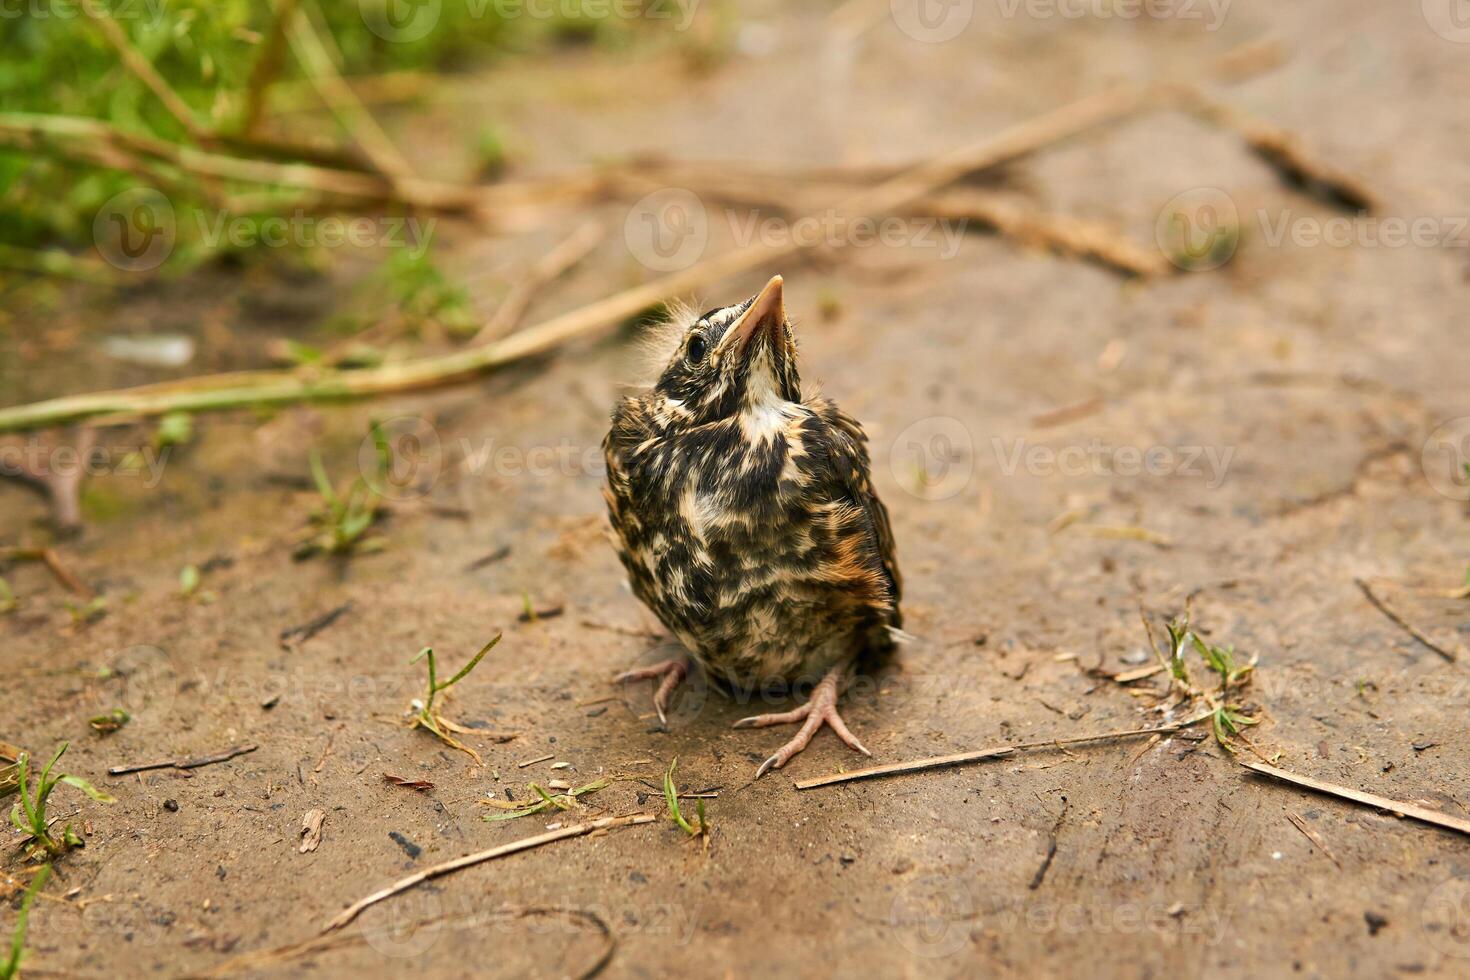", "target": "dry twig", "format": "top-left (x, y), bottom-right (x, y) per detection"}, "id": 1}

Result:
top-left (1355, 578), bottom-right (1462, 663)
top-left (108, 743), bottom-right (258, 776)
top-left (1244, 762), bottom-right (1470, 837)
top-left (322, 814), bottom-right (655, 932)
top-left (1285, 811), bottom-right (1341, 868)
top-left (283, 0), bottom-right (417, 182)
top-left (0, 546), bottom-right (91, 598)
top-left (470, 221), bottom-right (606, 344)
top-left (241, 0), bottom-right (301, 137)
top-left (795, 719), bottom-right (1208, 790)
top-left (1183, 92), bottom-right (1377, 212)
